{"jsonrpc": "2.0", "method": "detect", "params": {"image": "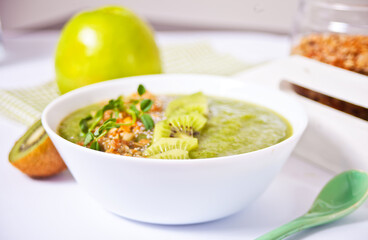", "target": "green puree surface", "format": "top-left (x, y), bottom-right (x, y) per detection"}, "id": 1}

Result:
top-left (58, 96), bottom-right (292, 158)
top-left (58, 103), bottom-right (102, 143)
top-left (190, 97), bottom-right (292, 159)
